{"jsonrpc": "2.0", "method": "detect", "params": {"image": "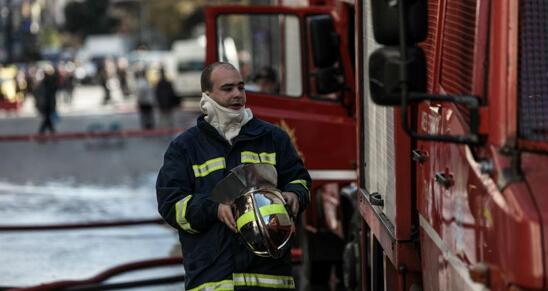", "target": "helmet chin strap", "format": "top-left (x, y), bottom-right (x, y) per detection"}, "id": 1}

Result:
top-left (200, 93), bottom-right (253, 144)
